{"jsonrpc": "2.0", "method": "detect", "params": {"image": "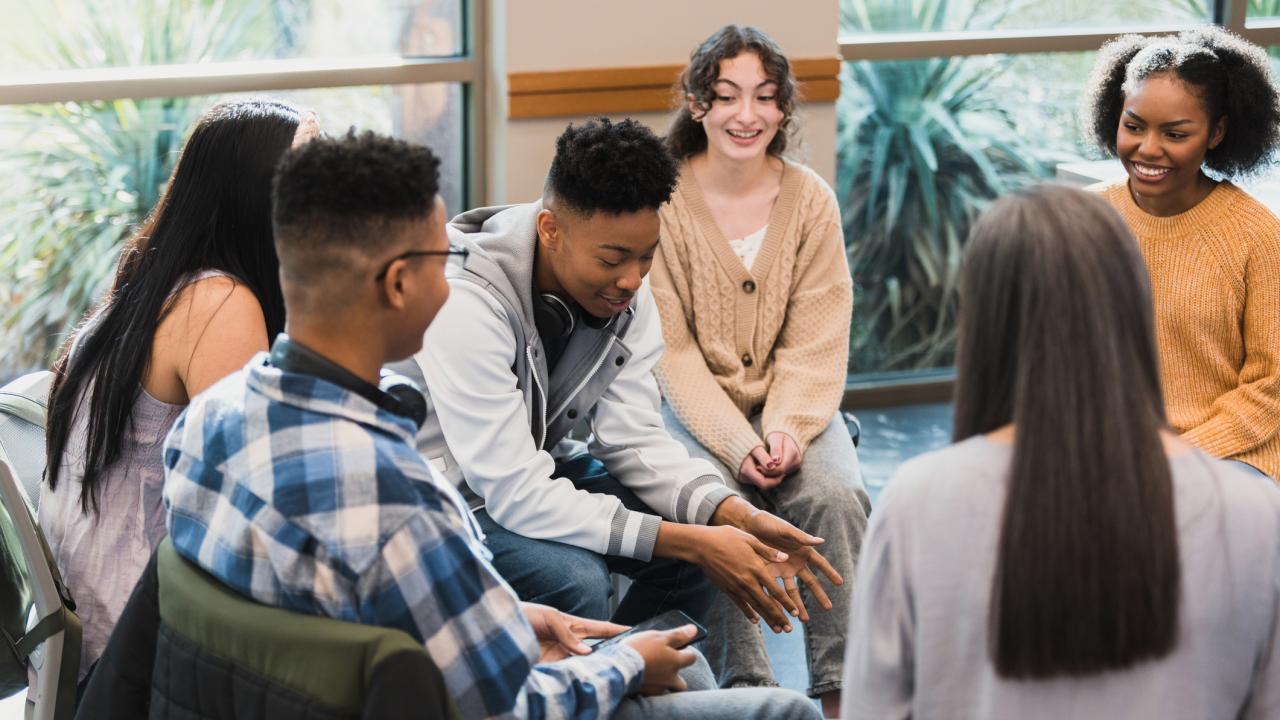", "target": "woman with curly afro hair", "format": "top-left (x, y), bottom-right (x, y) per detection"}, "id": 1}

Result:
top-left (1083, 26), bottom-right (1280, 481)
top-left (651, 25), bottom-right (870, 715)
